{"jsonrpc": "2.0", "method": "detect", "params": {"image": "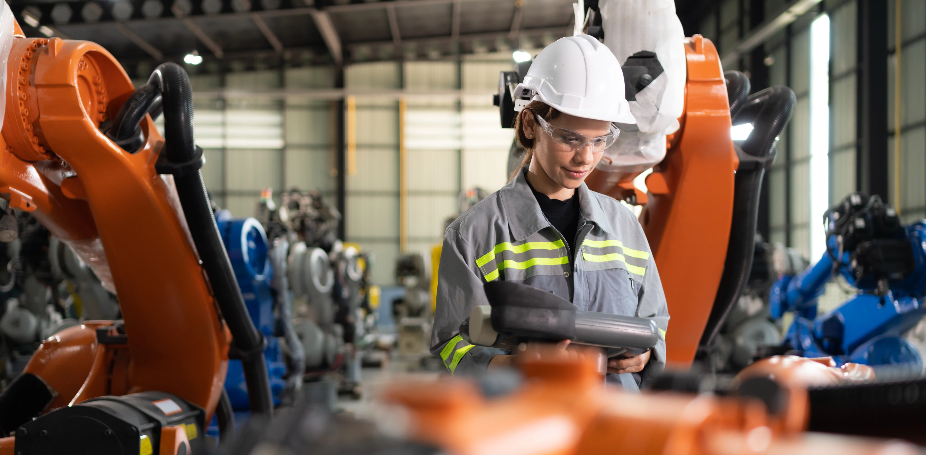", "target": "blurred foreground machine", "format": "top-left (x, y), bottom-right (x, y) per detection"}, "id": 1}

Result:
top-left (0, 5), bottom-right (275, 454)
top-left (769, 193), bottom-right (926, 368)
top-left (496, 0), bottom-right (796, 368)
